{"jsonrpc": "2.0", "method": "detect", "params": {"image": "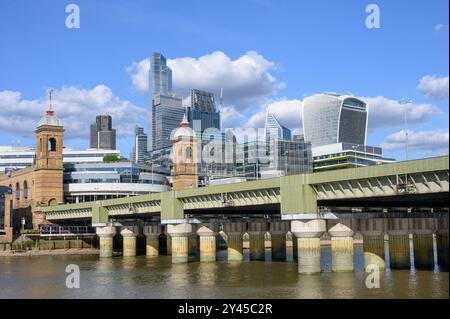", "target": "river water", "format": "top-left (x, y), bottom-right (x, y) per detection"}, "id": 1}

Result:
top-left (0, 245), bottom-right (448, 299)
